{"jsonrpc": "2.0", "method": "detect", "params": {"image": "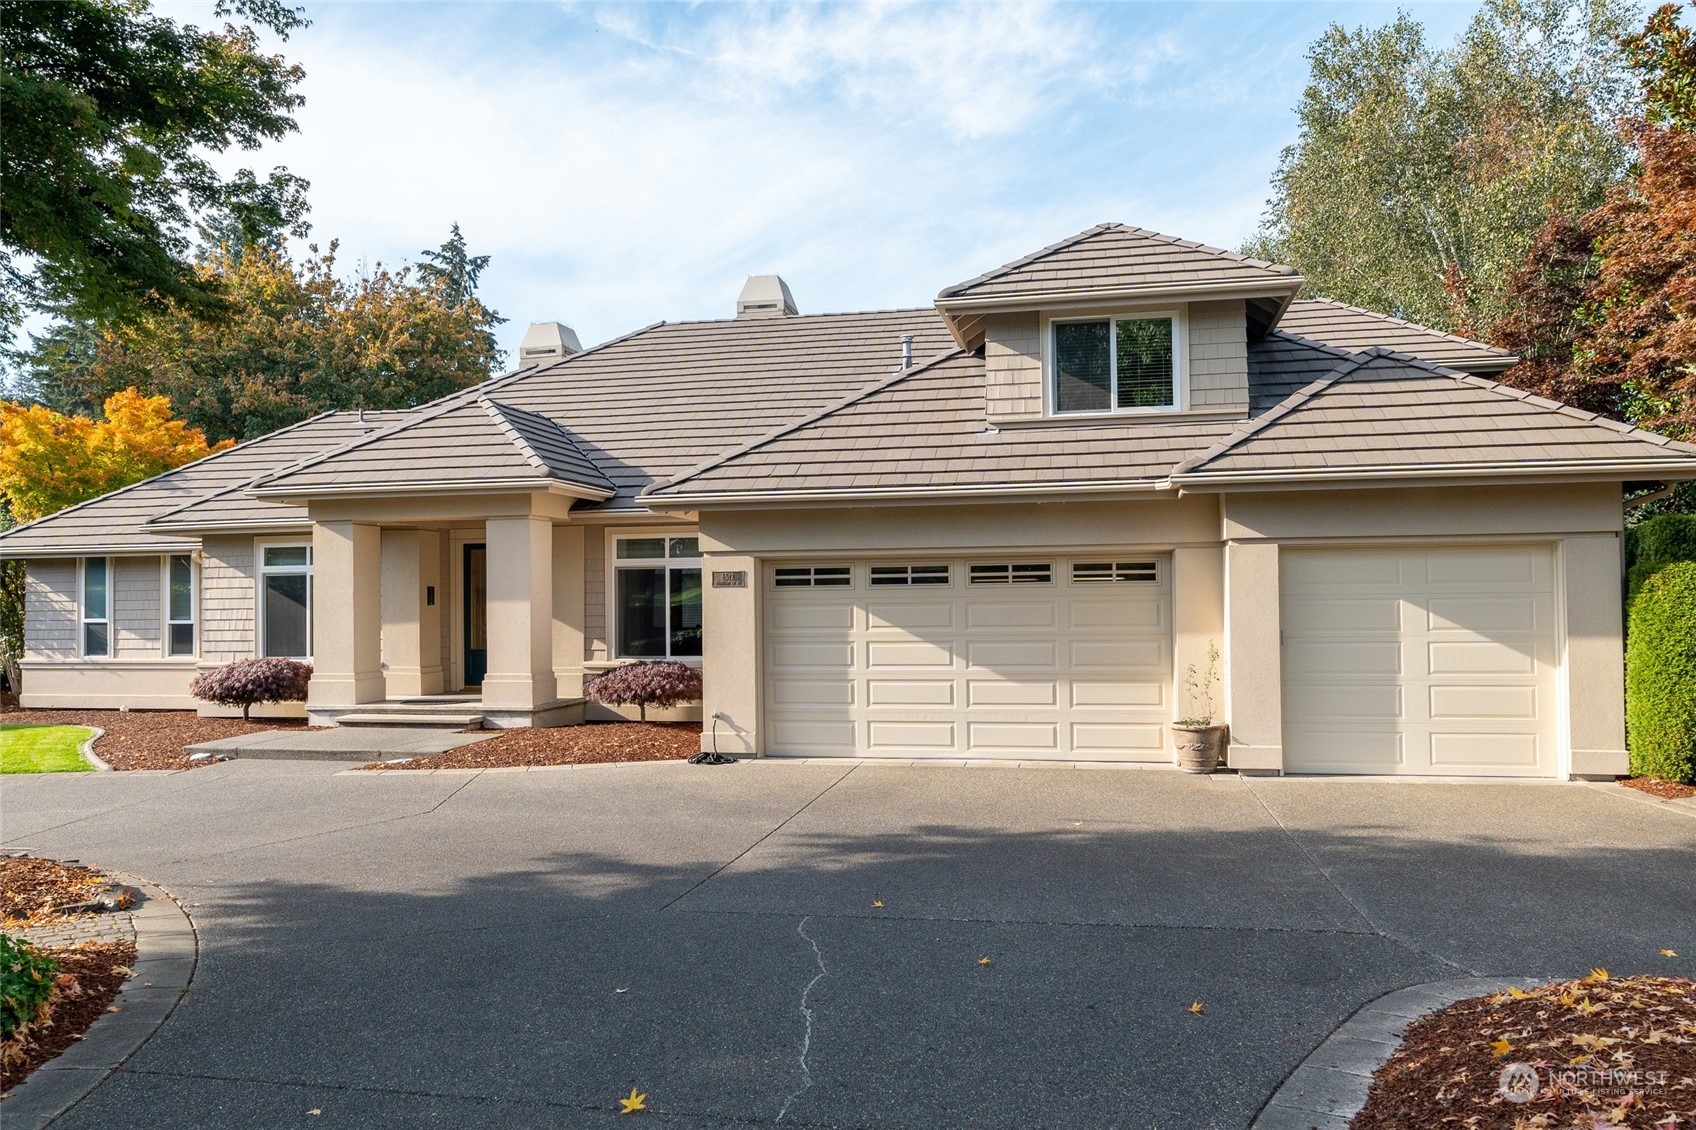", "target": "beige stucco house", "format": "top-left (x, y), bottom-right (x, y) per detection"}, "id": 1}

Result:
top-left (7, 224), bottom-right (1696, 778)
